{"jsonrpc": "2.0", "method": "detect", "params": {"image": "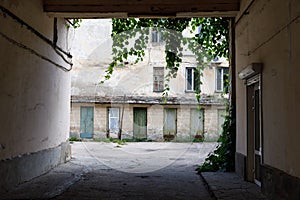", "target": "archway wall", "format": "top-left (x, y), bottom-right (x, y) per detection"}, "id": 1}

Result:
top-left (235, 0), bottom-right (300, 198)
top-left (0, 0), bottom-right (71, 190)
